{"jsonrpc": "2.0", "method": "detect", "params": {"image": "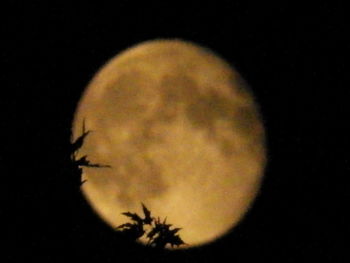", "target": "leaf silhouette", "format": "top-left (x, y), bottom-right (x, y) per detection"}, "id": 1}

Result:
top-left (116, 222), bottom-right (134, 229)
top-left (169, 228), bottom-right (182, 234)
top-left (141, 203), bottom-right (153, 225)
top-left (169, 235), bottom-right (186, 248)
top-left (122, 212), bottom-right (143, 224)
top-left (116, 203), bottom-right (186, 249)
top-left (71, 119), bottom-right (91, 155)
